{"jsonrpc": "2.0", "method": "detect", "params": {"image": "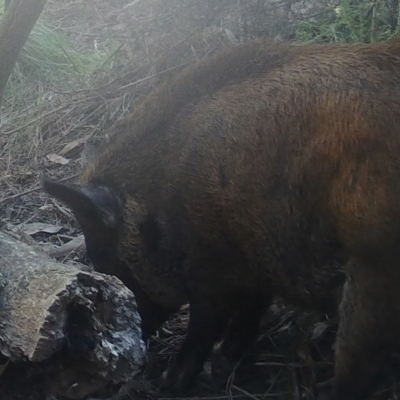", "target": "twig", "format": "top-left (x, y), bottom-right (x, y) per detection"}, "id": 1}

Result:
top-left (291, 368), bottom-right (300, 400)
top-left (2, 104), bottom-right (70, 136)
top-left (118, 61), bottom-right (190, 91)
top-left (232, 385), bottom-right (263, 400)
top-left (151, 336), bottom-right (181, 351)
top-left (2, 63), bottom-right (190, 136)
